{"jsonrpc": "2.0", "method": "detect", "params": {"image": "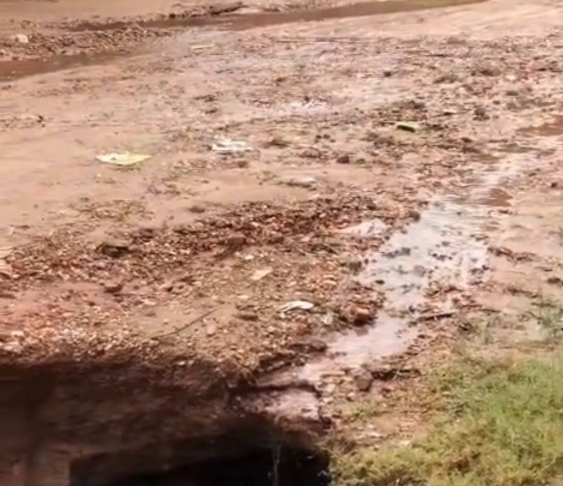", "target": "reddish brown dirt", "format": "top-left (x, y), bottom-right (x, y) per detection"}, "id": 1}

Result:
top-left (2, 0), bottom-right (563, 484)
